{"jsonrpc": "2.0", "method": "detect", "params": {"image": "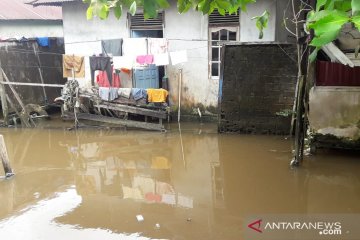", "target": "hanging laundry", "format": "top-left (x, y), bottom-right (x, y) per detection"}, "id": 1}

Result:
top-left (154, 53), bottom-right (169, 66)
top-left (113, 56), bottom-right (135, 69)
top-left (148, 38), bottom-right (169, 54)
top-left (118, 88), bottom-right (132, 98)
top-left (96, 67), bottom-right (121, 88)
top-left (99, 87), bottom-right (119, 101)
top-left (170, 50), bottom-right (188, 65)
top-left (36, 37), bottom-right (50, 47)
top-left (89, 56), bottom-right (112, 86)
top-left (121, 68), bottom-right (131, 75)
top-left (63, 54), bottom-right (85, 78)
top-left (102, 39), bottom-right (123, 56)
top-left (136, 55), bottom-right (154, 65)
top-left (147, 88), bottom-right (168, 103)
top-left (122, 38), bottom-right (147, 57)
top-left (131, 88), bottom-right (147, 101)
